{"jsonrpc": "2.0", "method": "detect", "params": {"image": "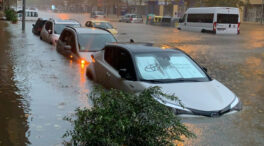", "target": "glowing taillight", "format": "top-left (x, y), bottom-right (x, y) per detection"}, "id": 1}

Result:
top-left (70, 55), bottom-right (73, 59)
top-left (213, 22), bottom-right (217, 32)
top-left (81, 59), bottom-right (86, 64)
